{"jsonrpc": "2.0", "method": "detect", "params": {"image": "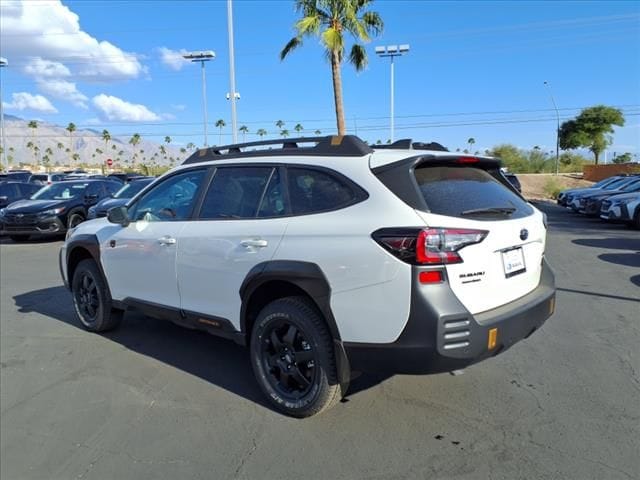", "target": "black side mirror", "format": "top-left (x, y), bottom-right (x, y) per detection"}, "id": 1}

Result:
top-left (85, 194), bottom-right (99, 204)
top-left (107, 206), bottom-right (130, 227)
